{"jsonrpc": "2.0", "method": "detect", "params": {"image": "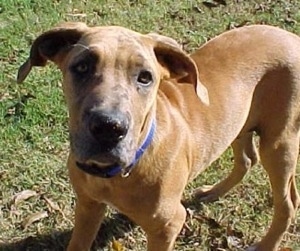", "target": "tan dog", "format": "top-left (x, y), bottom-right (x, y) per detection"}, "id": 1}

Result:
top-left (18, 23), bottom-right (300, 251)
